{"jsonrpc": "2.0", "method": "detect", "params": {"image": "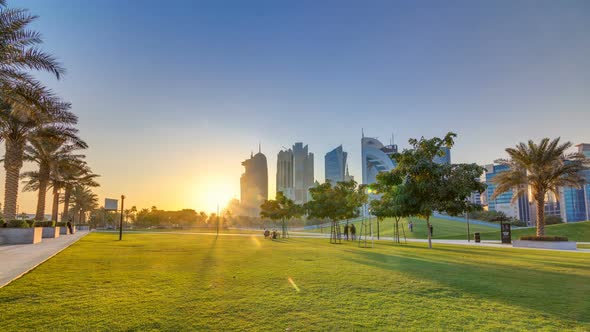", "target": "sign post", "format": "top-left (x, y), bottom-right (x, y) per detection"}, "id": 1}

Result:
top-left (500, 222), bottom-right (511, 244)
